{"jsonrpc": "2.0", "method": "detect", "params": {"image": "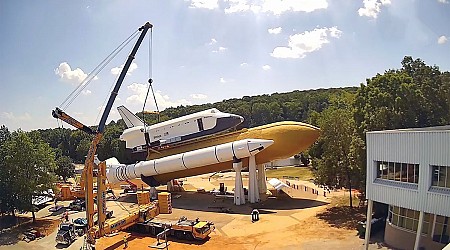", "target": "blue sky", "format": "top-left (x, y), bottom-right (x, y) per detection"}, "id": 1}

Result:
top-left (1, 0), bottom-right (449, 131)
